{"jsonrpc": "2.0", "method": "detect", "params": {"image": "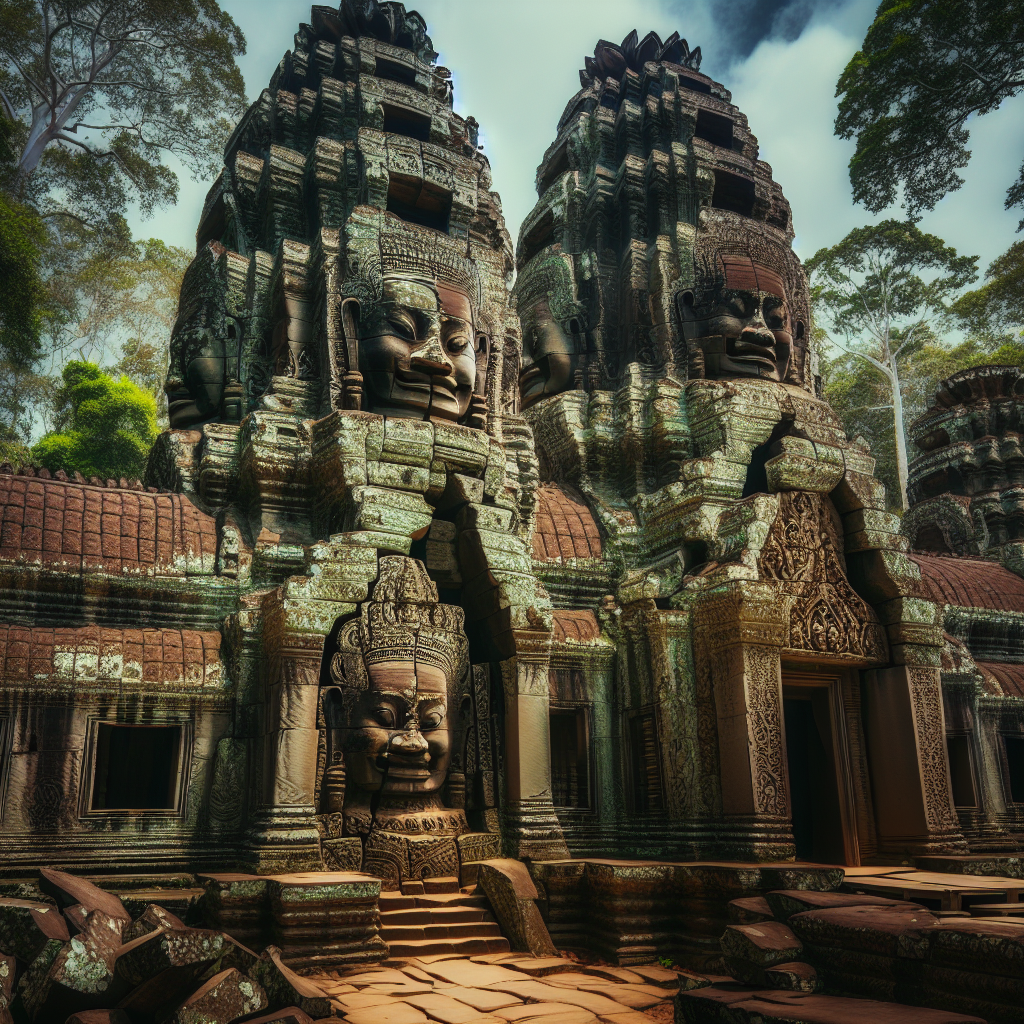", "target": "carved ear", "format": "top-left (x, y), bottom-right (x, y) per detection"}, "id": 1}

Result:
top-left (676, 290), bottom-right (696, 318)
top-left (795, 319), bottom-right (806, 341)
top-left (474, 331), bottom-right (490, 397)
top-left (340, 297), bottom-right (360, 372)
